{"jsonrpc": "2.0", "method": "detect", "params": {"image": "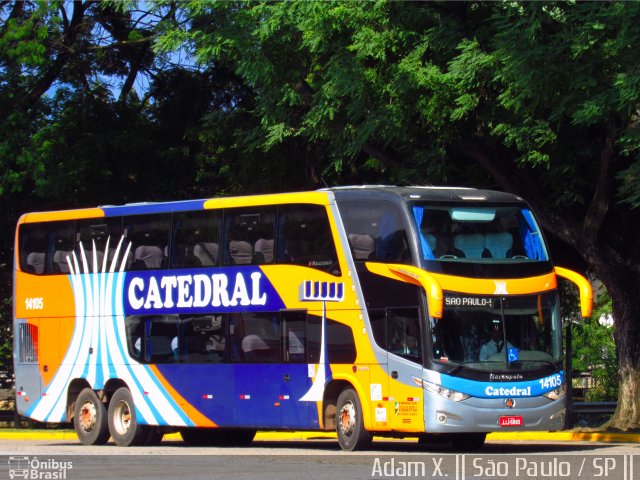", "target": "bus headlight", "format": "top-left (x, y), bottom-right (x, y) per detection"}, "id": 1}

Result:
top-left (422, 380), bottom-right (470, 402)
top-left (543, 383), bottom-right (567, 400)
